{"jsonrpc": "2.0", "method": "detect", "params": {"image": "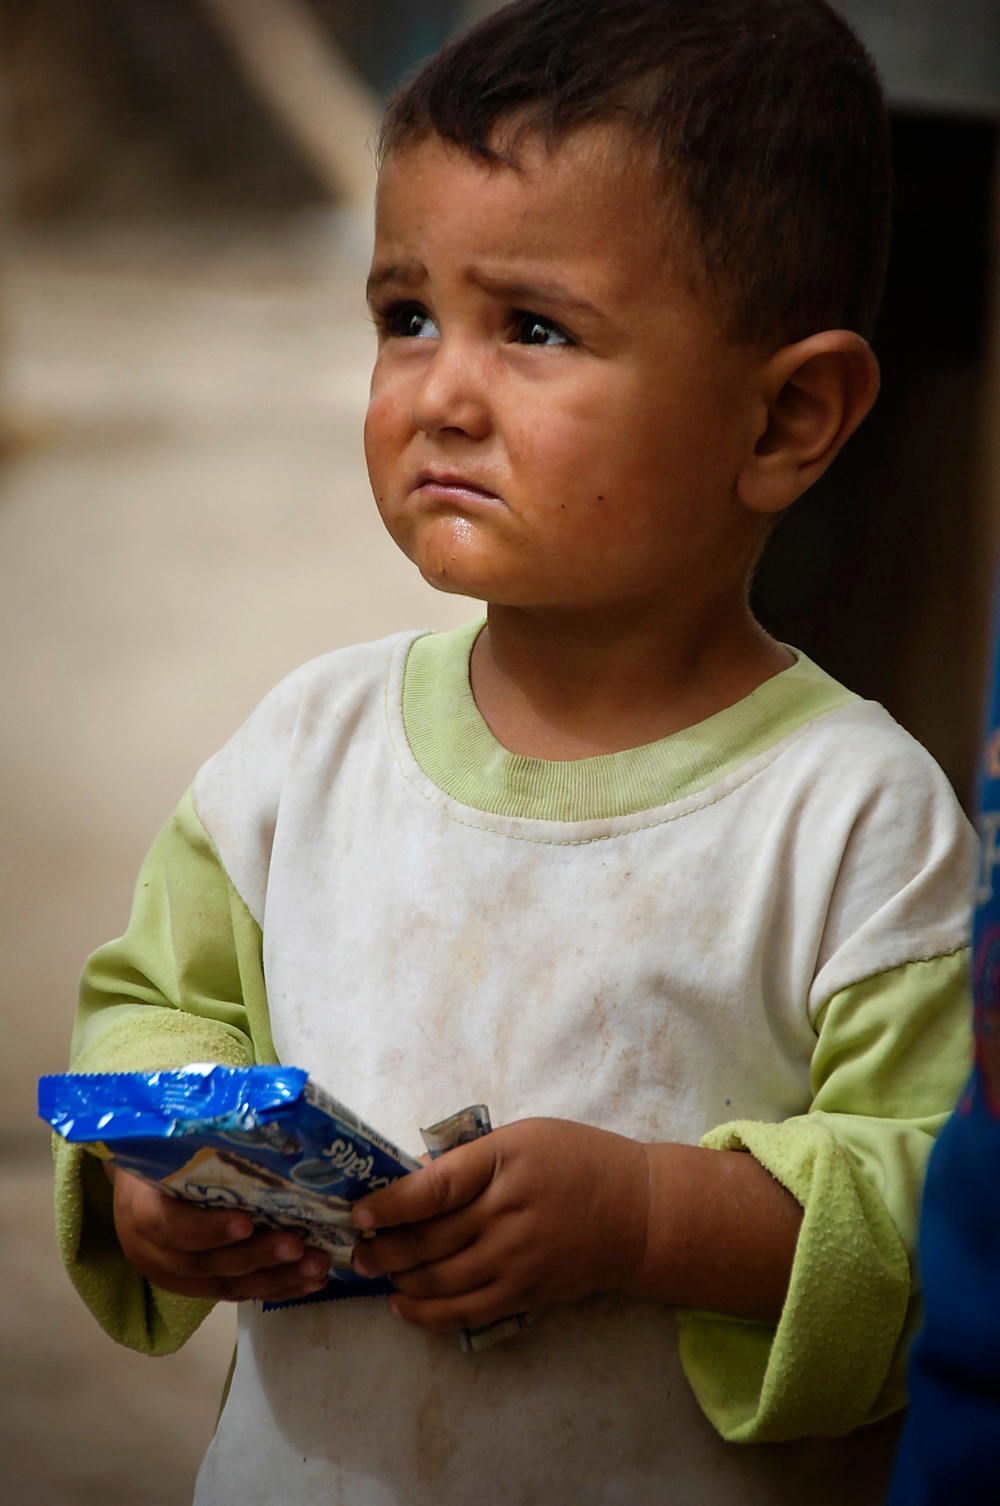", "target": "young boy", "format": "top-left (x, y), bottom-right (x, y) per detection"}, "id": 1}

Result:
top-left (54, 2), bottom-right (976, 1502)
